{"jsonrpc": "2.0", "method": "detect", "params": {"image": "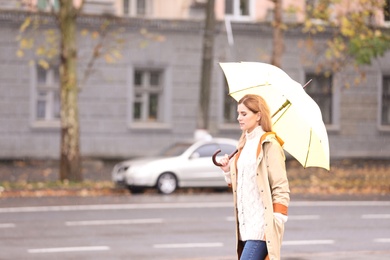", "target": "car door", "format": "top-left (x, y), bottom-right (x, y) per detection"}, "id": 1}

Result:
top-left (178, 143), bottom-right (236, 187)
